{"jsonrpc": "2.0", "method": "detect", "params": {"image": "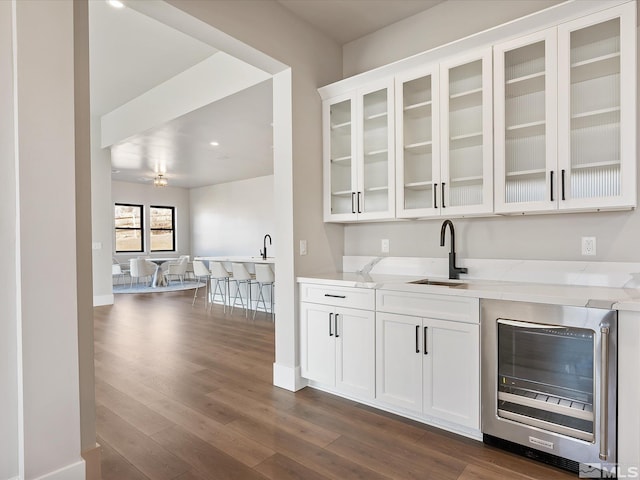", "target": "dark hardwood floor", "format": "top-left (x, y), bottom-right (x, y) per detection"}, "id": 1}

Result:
top-left (94, 290), bottom-right (576, 480)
